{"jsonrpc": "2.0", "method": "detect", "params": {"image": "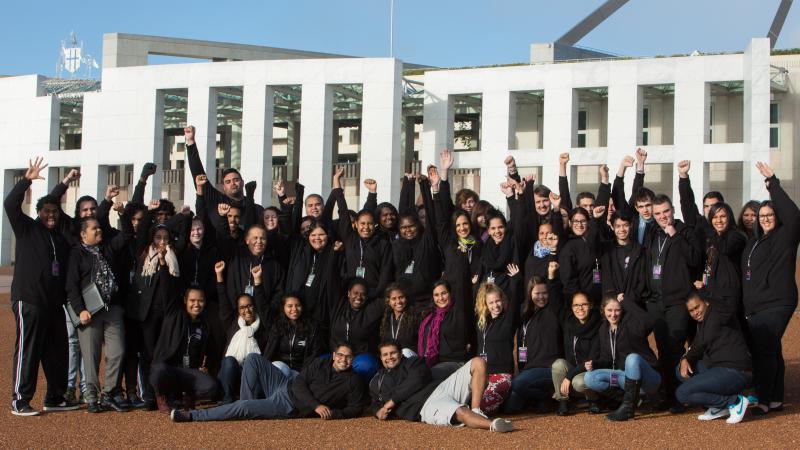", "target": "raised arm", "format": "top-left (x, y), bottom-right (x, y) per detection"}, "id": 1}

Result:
top-left (4, 157), bottom-right (47, 235)
top-left (133, 163), bottom-right (157, 205)
top-left (558, 153), bottom-right (573, 212)
top-left (759, 162), bottom-right (800, 242)
top-left (677, 160), bottom-right (701, 227)
top-left (398, 174), bottom-right (415, 216)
